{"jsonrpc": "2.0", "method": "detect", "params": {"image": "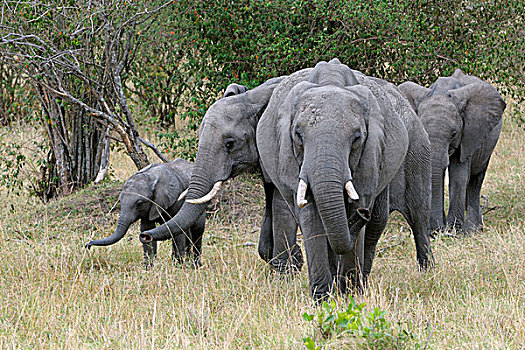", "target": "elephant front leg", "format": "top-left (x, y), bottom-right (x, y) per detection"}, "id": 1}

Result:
top-left (298, 202), bottom-right (336, 302)
top-left (363, 189), bottom-right (389, 282)
top-left (171, 233), bottom-right (187, 266)
top-left (140, 220), bottom-right (158, 268)
top-left (337, 226), bottom-right (365, 294)
top-left (271, 190), bottom-right (303, 274)
top-left (257, 182), bottom-right (275, 263)
top-left (188, 214), bottom-right (205, 268)
top-left (447, 155), bottom-right (471, 233)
